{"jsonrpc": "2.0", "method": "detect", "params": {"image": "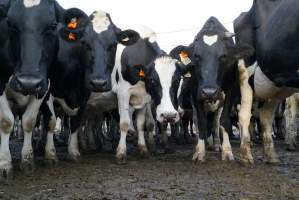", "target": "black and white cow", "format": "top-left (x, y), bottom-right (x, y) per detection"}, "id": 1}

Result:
top-left (42, 10), bottom-right (140, 162)
top-left (172, 17), bottom-right (252, 162)
top-left (0, 0), bottom-right (69, 179)
top-left (111, 25), bottom-right (190, 162)
top-left (234, 0), bottom-right (299, 164)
